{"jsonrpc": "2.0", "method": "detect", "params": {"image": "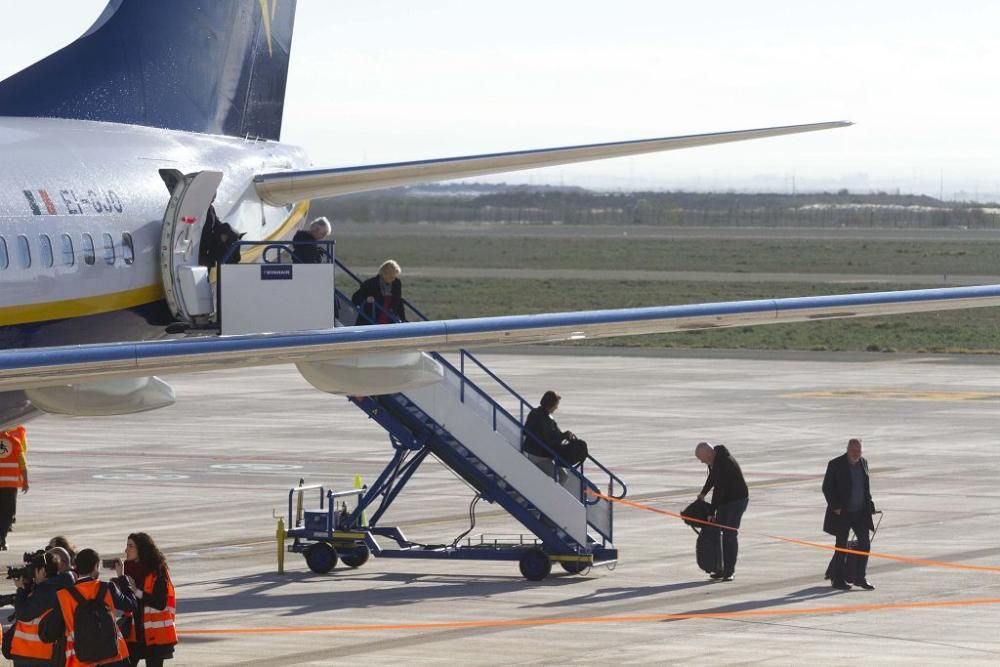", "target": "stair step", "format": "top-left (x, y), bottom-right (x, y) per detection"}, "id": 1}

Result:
top-left (355, 389), bottom-right (603, 553)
